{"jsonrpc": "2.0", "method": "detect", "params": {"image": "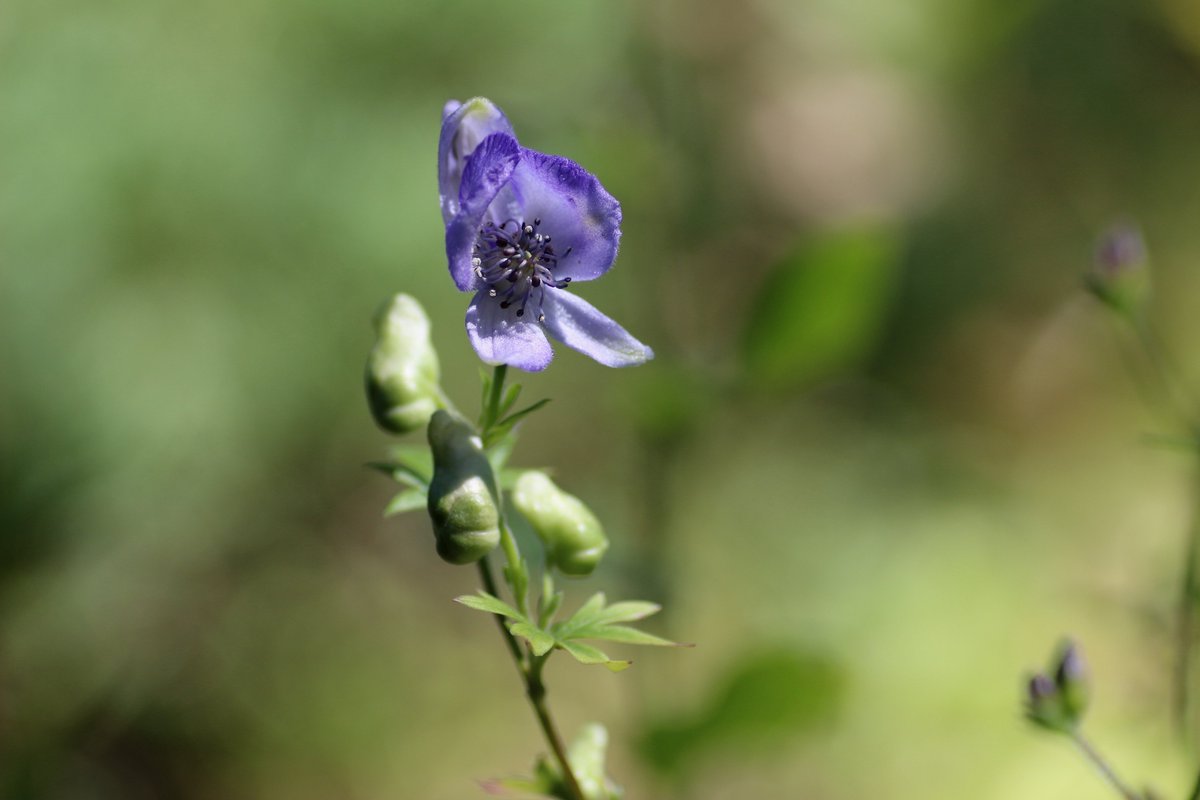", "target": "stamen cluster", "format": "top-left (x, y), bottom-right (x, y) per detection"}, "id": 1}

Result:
top-left (472, 218), bottom-right (572, 322)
